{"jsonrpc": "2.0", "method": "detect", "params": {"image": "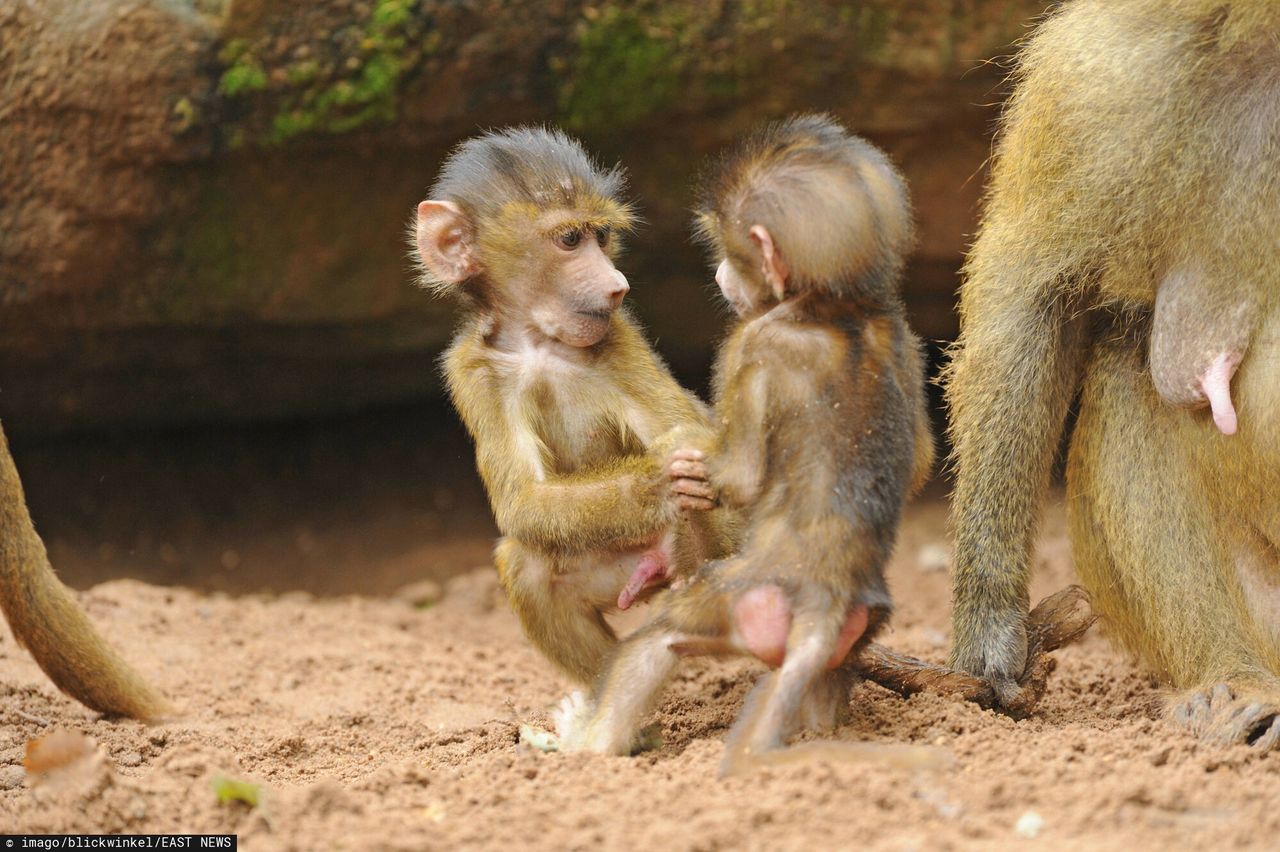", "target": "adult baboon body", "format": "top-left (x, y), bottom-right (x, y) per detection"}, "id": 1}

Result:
top-left (947, 0), bottom-right (1280, 744)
